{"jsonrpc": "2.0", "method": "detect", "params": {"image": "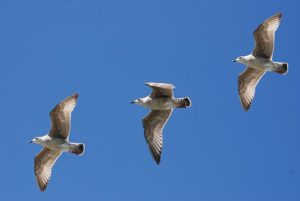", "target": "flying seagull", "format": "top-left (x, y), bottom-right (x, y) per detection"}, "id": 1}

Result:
top-left (233, 13), bottom-right (288, 111)
top-left (29, 93), bottom-right (84, 191)
top-left (131, 82), bottom-right (191, 164)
